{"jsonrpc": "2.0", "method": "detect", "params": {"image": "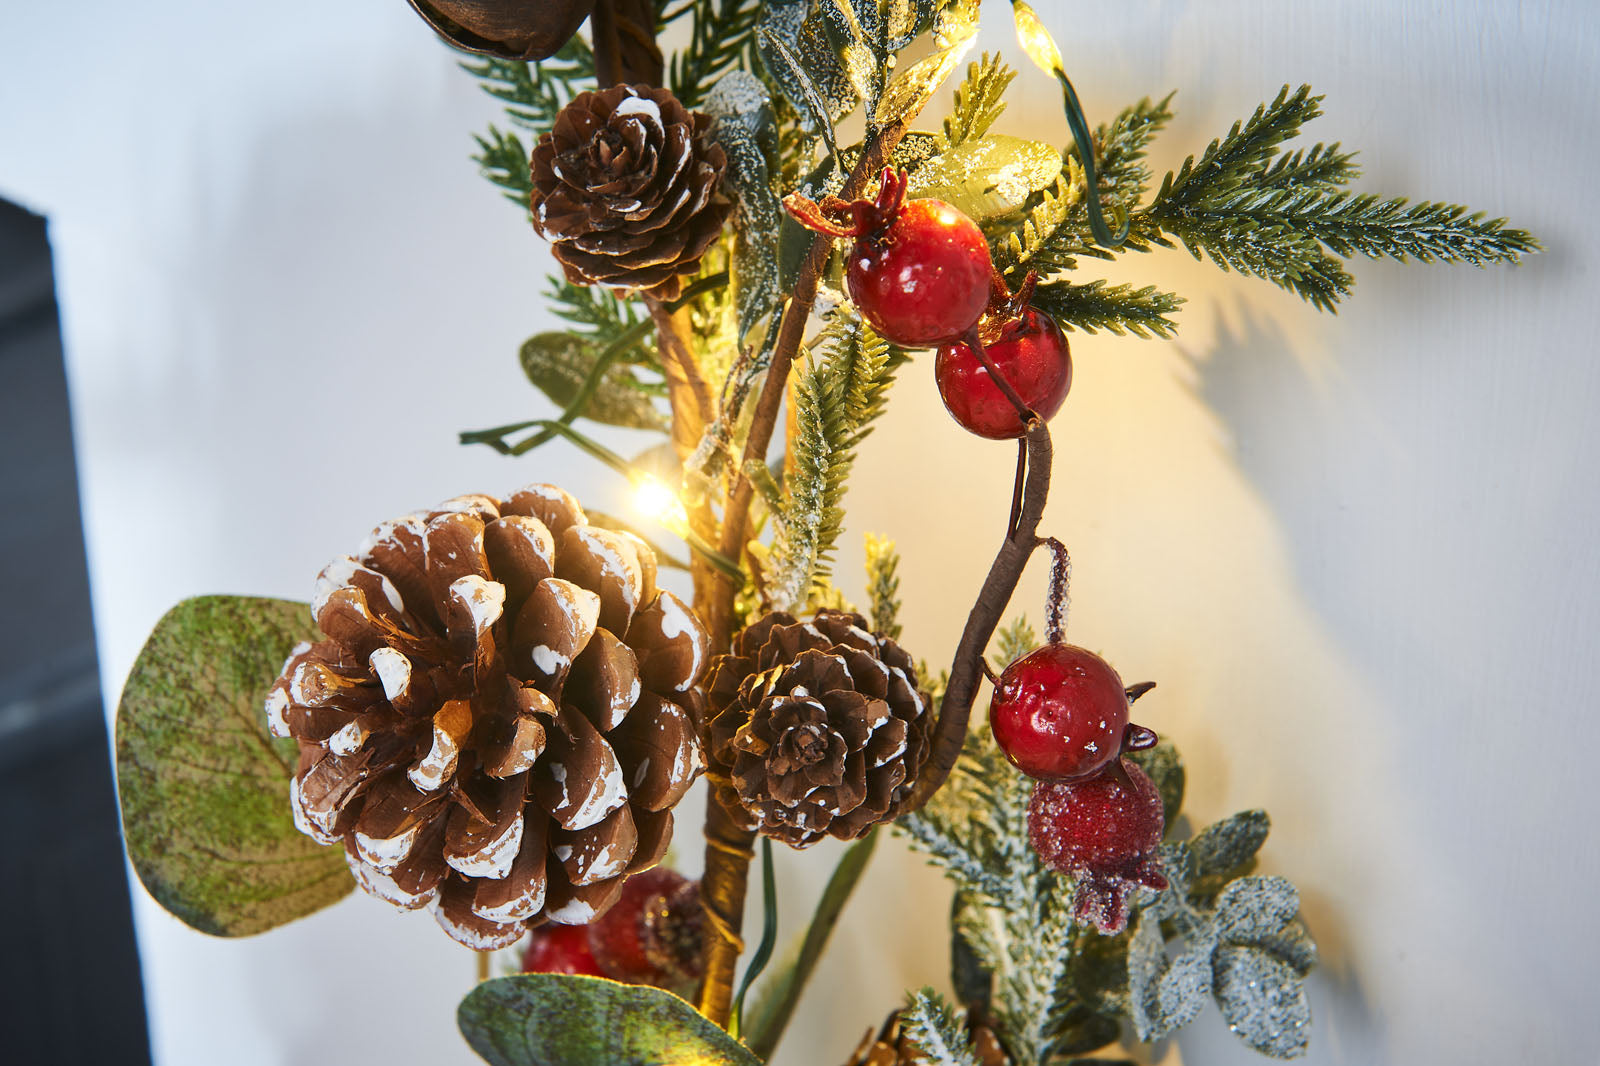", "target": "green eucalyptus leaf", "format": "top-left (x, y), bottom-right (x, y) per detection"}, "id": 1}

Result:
top-left (1211, 946), bottom-right (1312, 1059)
top-left (519, 333), bottom-right (668, 431)
top-left (458, 974), bottom-right (763, 1066)
top-left (1151, 940), bottom-right (1217, 1035)
top-left (907, 135), bottom-right (1065, 222)
top-left (115, 595), bottom-right (352, 936)
top-left (1126, 740), bottom-right (1185, 825)
top-left (1215, 876), bottom-right (1301, 942)
top-left (1190, 809), bottom-right (1271, 889)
